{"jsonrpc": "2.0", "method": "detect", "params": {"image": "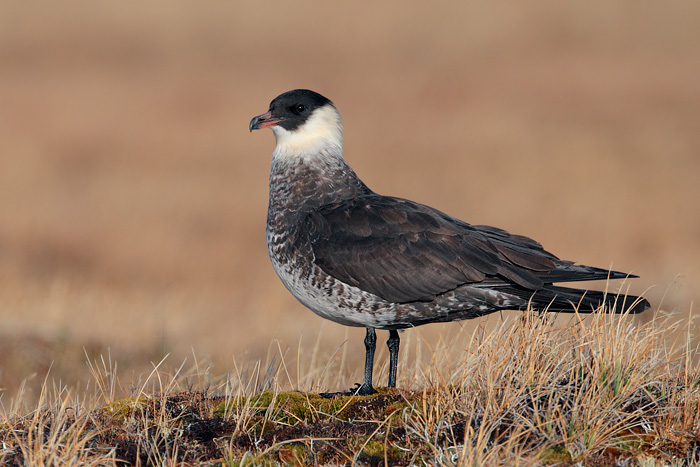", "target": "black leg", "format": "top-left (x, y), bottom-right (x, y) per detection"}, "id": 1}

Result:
top-left (387, 330), bottom-right (400, 388)
top-left (357, 327), bottom-right (377, 395)
top-left (320, 327), bottom-right (377, 397)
